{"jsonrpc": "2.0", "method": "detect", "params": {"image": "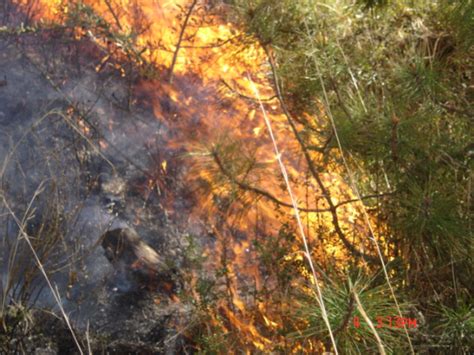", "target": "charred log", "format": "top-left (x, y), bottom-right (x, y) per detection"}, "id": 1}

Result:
top-left (101, 228), bottom-right (177, 295)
